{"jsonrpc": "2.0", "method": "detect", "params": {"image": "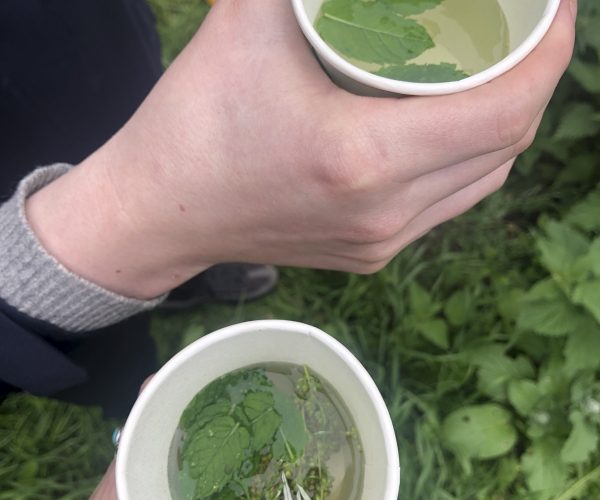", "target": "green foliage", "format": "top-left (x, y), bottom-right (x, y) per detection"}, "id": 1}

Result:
top-left (0, 394), bottom-right (116, 499)
top-left (178, 367), bottom-right (351, 499)
top-left (315, 0), bottom-right (468, 82)
top-left (2, 0), bottom-right (600, 498)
